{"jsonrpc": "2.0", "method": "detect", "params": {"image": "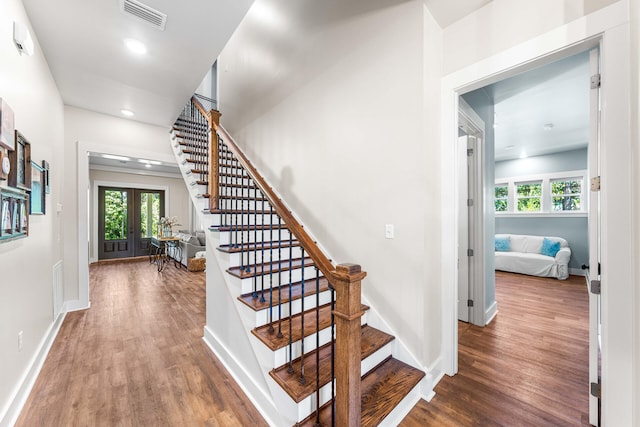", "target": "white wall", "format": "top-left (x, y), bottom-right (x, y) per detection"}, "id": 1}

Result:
top-left (218, 0), bottom-right (441, 369)
top-left (63, 107), bottom-right (174, 304)
top-left (88, 169), bottom-right (189, 261)
top-left (443, 0), bottom-right (622, 74)
top-left (0, 0), bottom-right (65, 422)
